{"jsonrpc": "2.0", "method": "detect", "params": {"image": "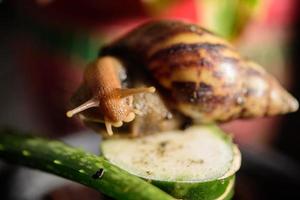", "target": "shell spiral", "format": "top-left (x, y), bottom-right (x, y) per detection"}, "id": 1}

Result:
top-left (103, 20), bottom-right (298, 123)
